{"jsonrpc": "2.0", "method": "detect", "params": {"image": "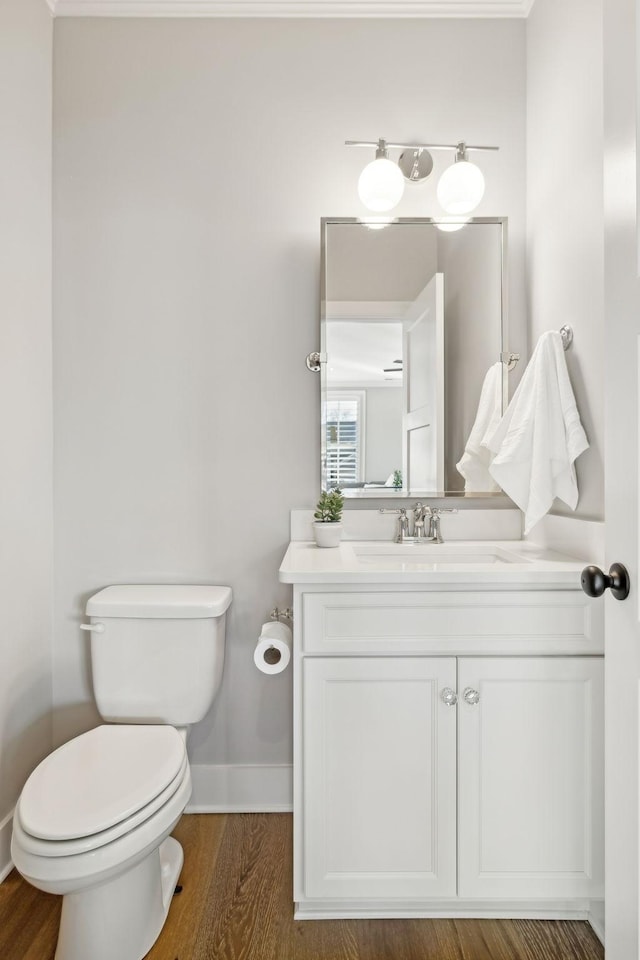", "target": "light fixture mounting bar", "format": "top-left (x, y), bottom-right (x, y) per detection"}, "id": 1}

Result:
top-left (345, 140), bottom-right (499, 153)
